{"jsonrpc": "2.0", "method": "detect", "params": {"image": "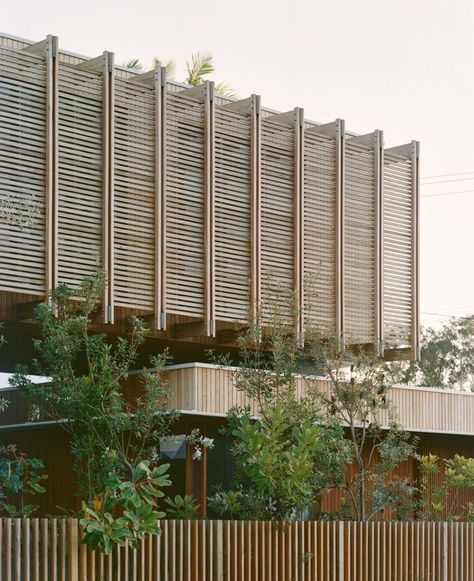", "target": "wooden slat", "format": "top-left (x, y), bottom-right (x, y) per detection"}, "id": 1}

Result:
top-left (344, 133), bottom-right (377, 345)
top-left (260, 111), bottom-right (296, 323)
top-left (113, 69), bottom-right (155, 312)
top-left (56, 58), bottom-right (104, 294)
top-left (214, 100), bottom-right (252, 323)
top-left (303, 120), bottom-right (339, 334)
top-left (0, 46), bottom-right (47, 296)
top-left (165, 89), bottom-right (206, 317)
top-left (383, 143), bottom-right (417, 351)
